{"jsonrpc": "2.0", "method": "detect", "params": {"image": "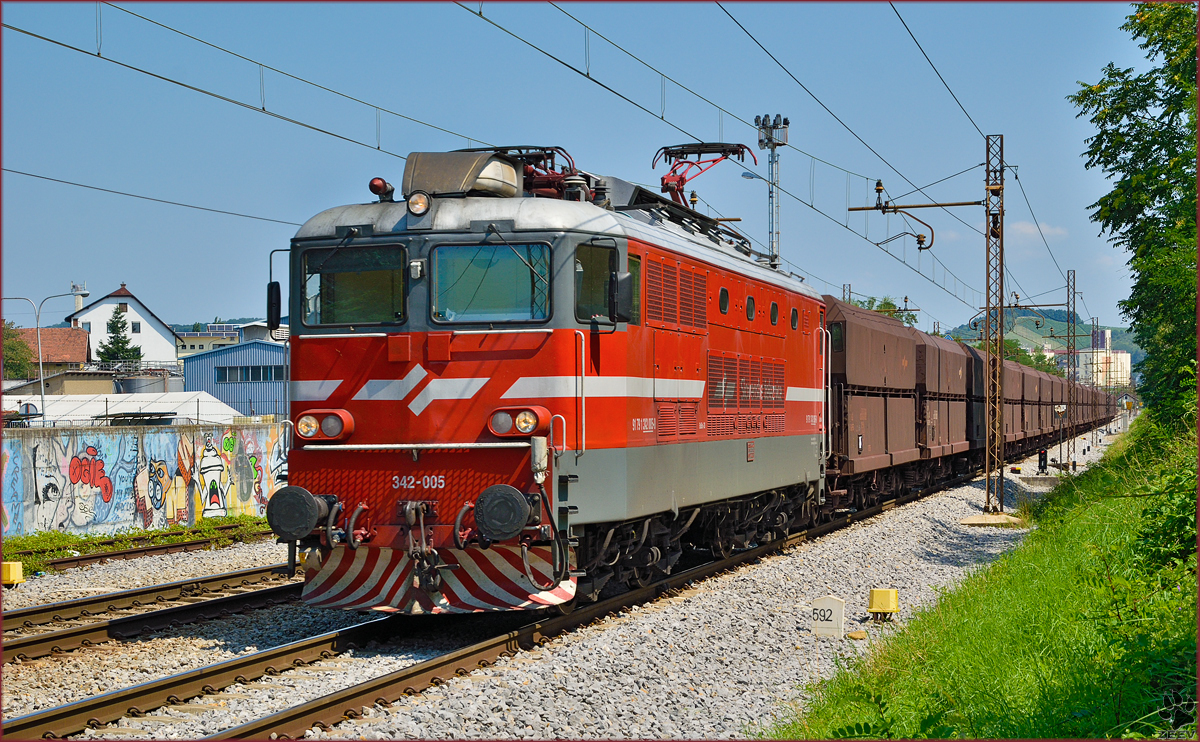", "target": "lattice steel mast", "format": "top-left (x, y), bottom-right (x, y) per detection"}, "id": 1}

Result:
top-left (1066, 269), bottom-right (1076, 468)
top-left (983, 135), bottom-right (1005, 513)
